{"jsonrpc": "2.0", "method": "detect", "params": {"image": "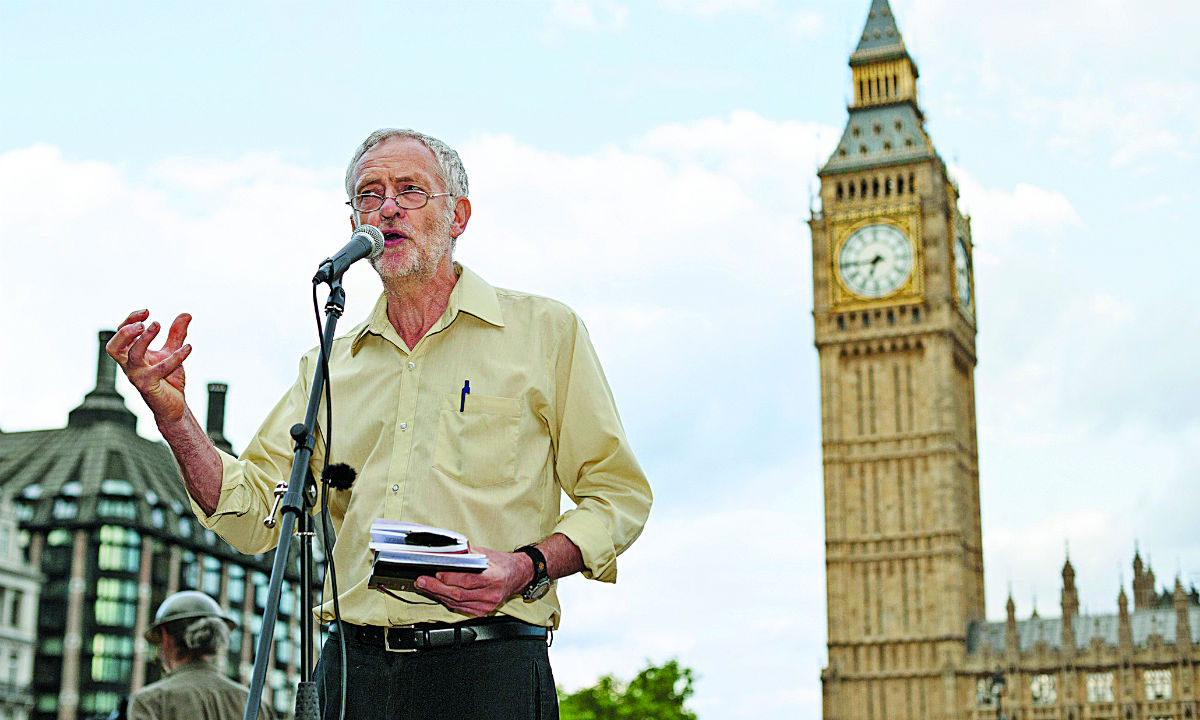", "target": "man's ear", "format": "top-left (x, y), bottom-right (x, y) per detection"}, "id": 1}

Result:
top-left (450, 197), bottom-right (472, 238)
